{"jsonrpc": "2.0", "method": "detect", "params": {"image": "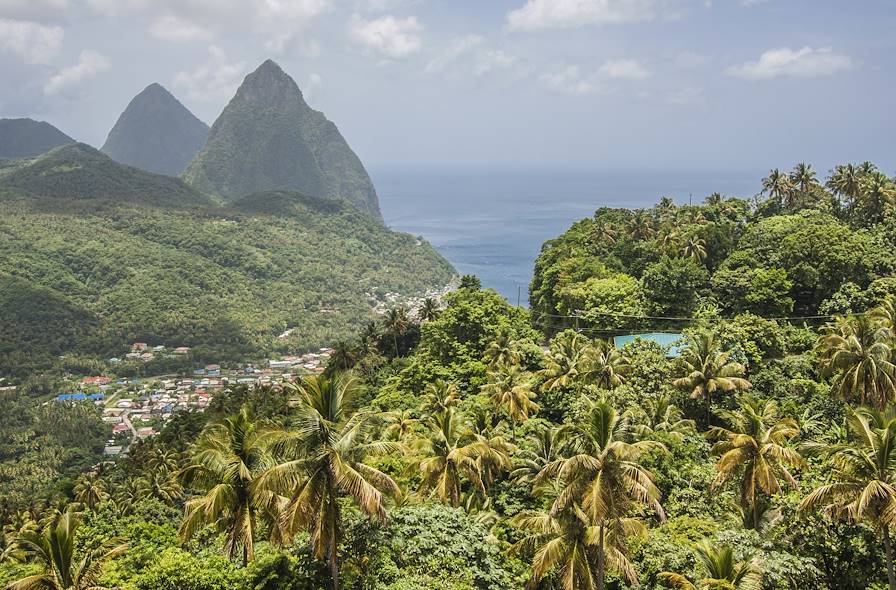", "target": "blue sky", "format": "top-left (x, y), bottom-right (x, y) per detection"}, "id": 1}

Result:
top-left (1, 0), bottom-right (893, 172)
